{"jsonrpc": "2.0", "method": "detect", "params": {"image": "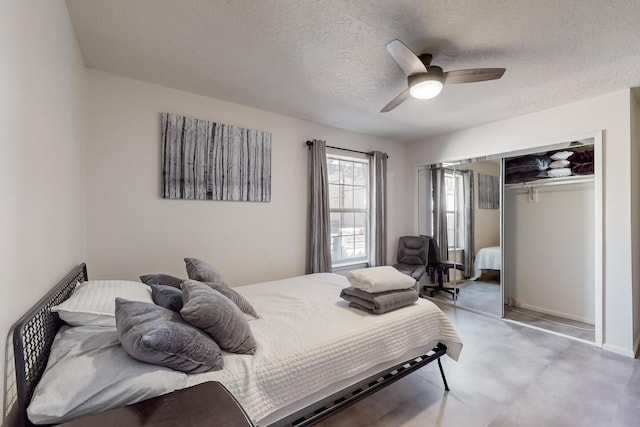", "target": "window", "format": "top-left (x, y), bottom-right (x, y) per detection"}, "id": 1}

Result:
top-left (445, 171), bottom-right (465, 250)
top-left (327, 154), bottom-right (369, 267)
